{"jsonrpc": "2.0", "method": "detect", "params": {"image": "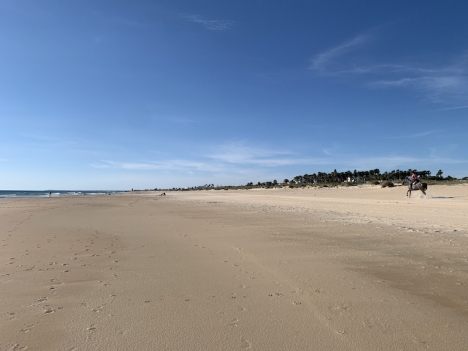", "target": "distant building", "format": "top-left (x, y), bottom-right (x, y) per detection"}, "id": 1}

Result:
top-left (348, 177), bottom-right (365, 183)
